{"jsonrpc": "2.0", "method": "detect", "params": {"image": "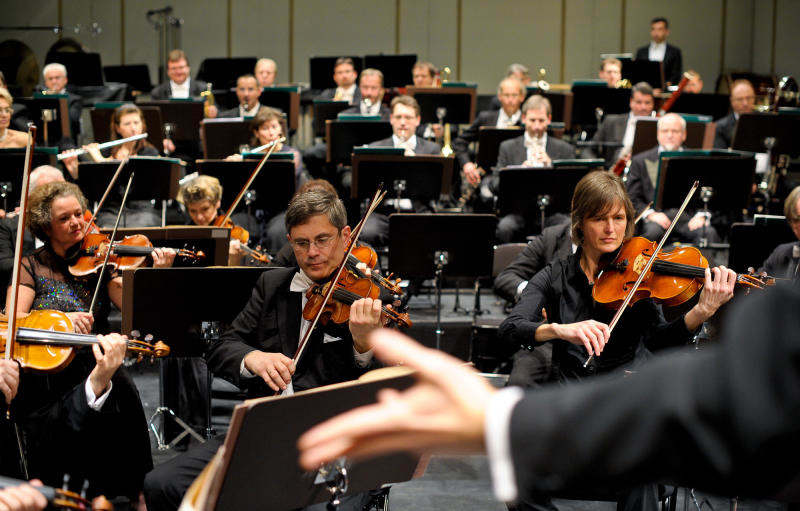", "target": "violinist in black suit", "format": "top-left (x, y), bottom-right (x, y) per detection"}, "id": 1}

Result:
top-left (144, 189), bottom-right (385, 511)
top-left (634, 17), bottom-right (683, 87)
